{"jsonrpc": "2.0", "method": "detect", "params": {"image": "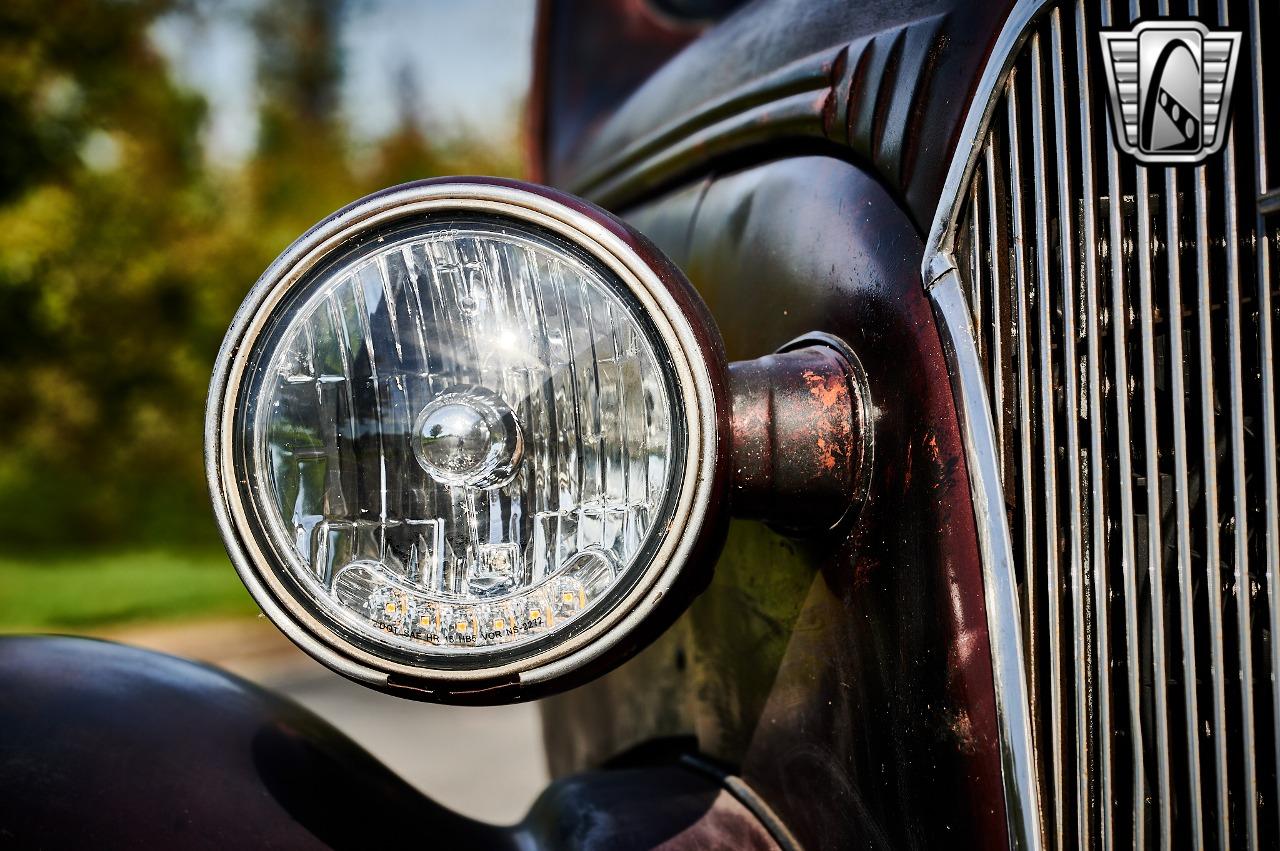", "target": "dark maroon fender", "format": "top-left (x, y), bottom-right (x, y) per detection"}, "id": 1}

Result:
top-left (0, 636), bottom-right (786, 849)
